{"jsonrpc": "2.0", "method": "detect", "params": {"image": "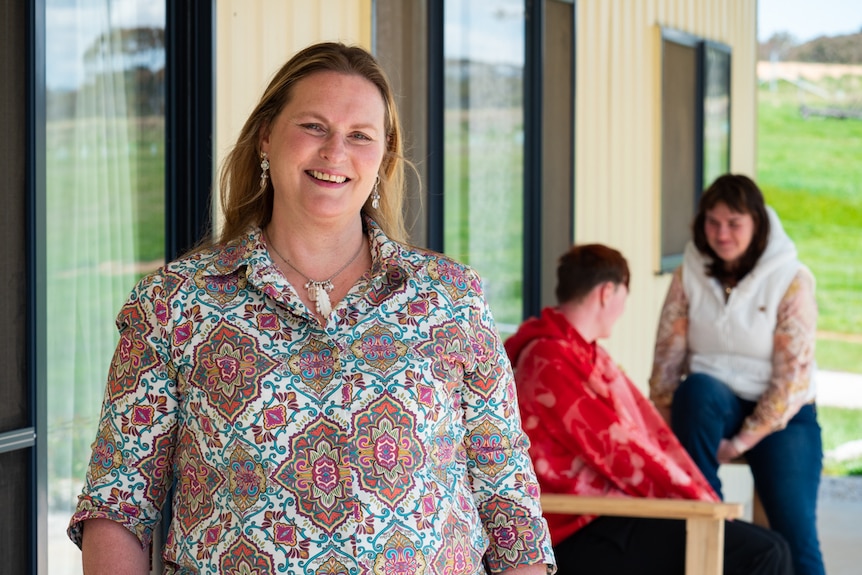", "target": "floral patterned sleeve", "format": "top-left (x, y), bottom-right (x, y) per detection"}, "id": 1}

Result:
top-left (735, 269), bottom-right (818, 450)
top-left (649, 267), bottom-right (689, 408)
top-left (67, 271), bottom-right (178, 549)
top-left (461, 276), bottom-right (556, 574)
